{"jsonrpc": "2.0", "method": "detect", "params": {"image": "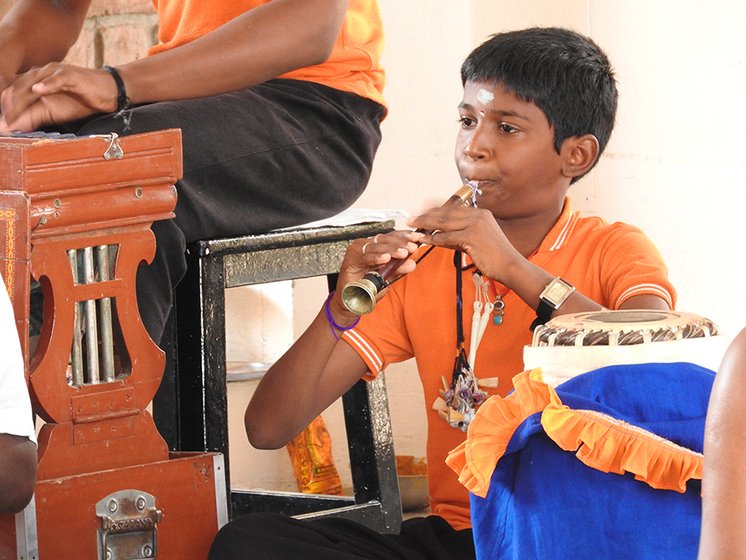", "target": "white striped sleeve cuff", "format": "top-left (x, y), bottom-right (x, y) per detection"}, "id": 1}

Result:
top-left (341, 328), bottom-right (384, 377)
top-left (615, 283), bottom-right (674, 310)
